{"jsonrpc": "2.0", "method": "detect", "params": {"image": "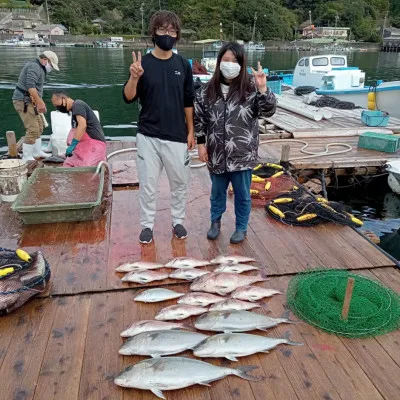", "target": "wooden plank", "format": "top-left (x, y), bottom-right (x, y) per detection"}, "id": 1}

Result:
top-left (0, 298), bottom-right (58, 400)
top-left (293, 128), bottom-right (394, 138)
top-left (335, 228), bottom-right (395, 268)
top-left (360, 268), bottom-right (400, 368)
top-left (51, 212), bottom-right (111, 295)
top-left (290, 292), bottom-right (386, 399)
top-left (111, 160), bottom-right (138, 187)
top-left (0, 305), bottom-right (21, 371)
top-left (264, 276), bottom-right (342, 400)
top-left (78, 292), bottom-right (125, 400)
top-left (34, 295), bottom-right (91, 400)
top-left (341, 334), bottom-right (400, 399)
top-left (18, 222), bottom-right (68, 297)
